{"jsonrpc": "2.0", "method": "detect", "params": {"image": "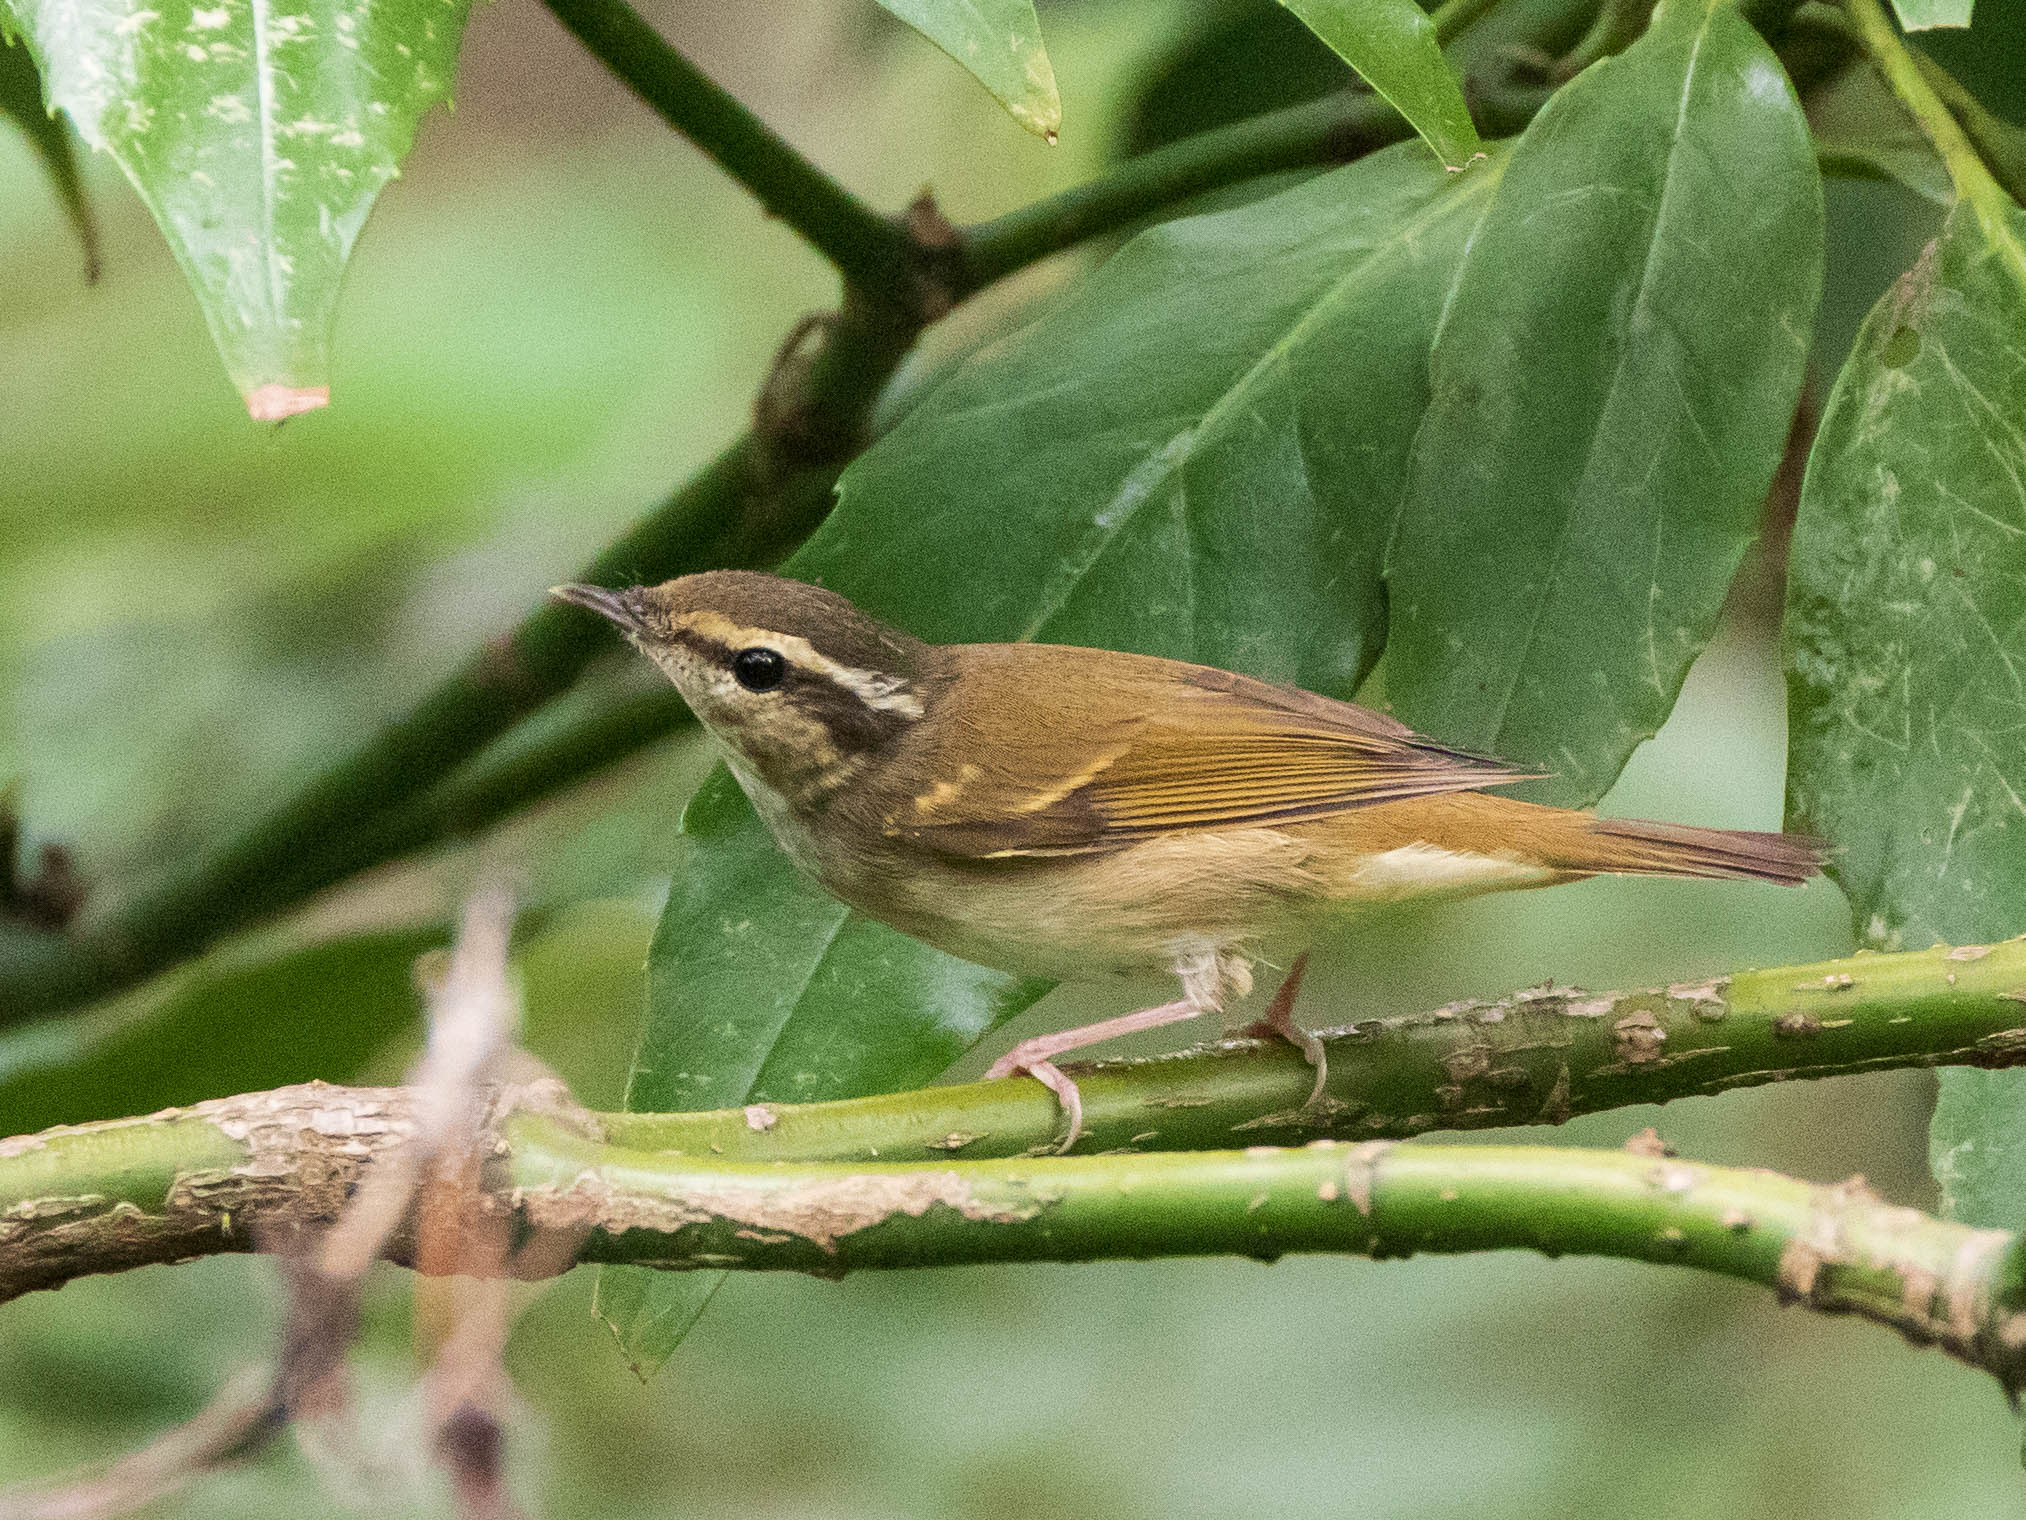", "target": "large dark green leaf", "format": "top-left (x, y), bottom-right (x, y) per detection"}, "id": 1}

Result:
top-left (1784, 202), bottom-right (2026, 1226)
top-left (1275, 0), bottom-right (1480, 168)
top-left (874, 0), bottom-right (1058, 140)
top-left (1384, 0), bottom-right (1823, 807)
top-left (0, 36), bottom-right (97, 279)
top-left (0, 0), bottom-right (470, 417)
top-left (826, 141), bottom-right (1500, 691)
